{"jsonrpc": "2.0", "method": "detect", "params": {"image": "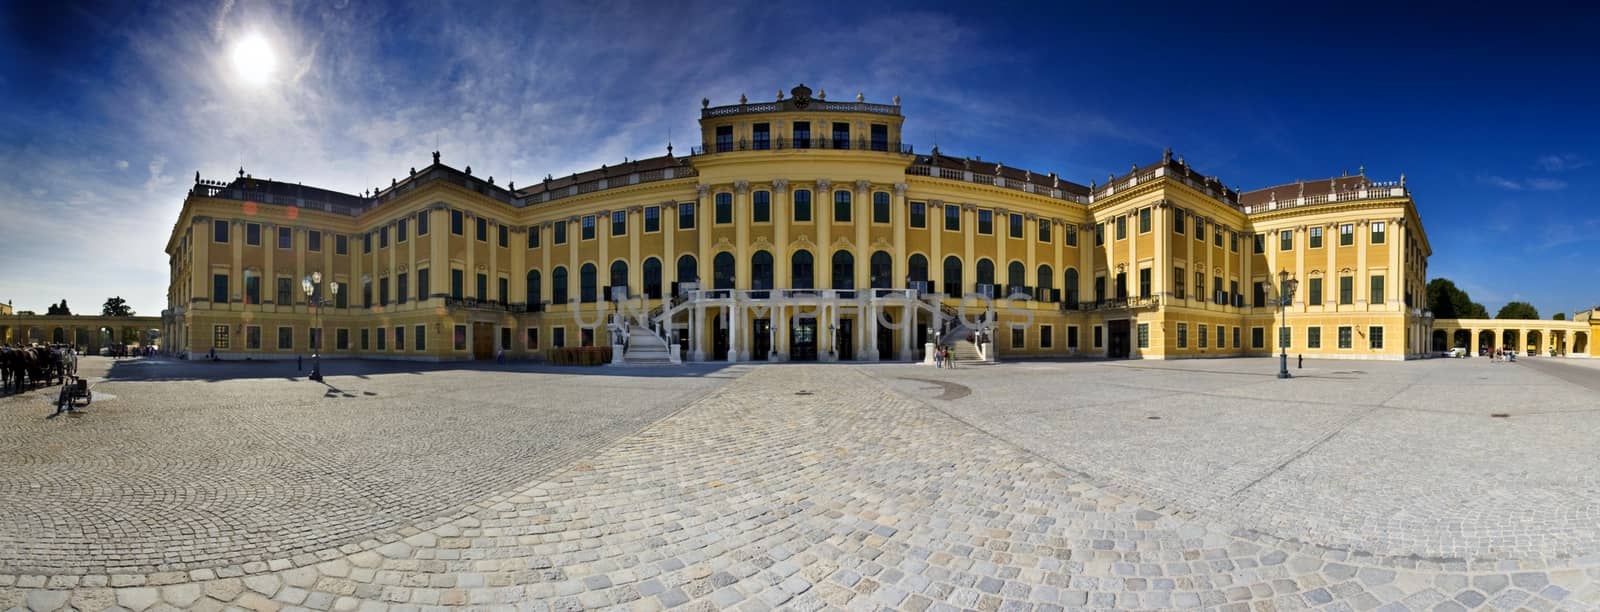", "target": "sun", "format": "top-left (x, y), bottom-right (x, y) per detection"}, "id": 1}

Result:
top-left (230, 33), bottom-right (278, 86)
